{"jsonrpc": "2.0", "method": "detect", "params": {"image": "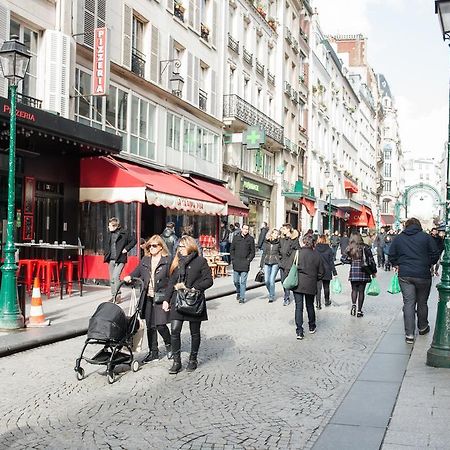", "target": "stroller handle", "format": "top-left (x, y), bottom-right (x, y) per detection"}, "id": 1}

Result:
top-left (120, 277), bottom-right (144, 290)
